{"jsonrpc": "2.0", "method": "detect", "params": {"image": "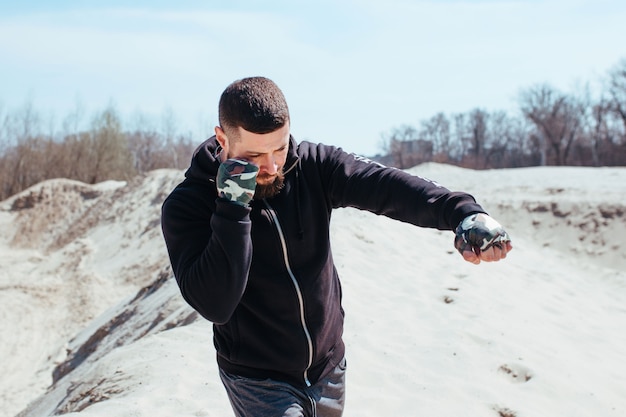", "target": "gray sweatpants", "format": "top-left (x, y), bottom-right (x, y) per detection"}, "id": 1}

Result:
top-left (219, 358), bottom-right (346, 417)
